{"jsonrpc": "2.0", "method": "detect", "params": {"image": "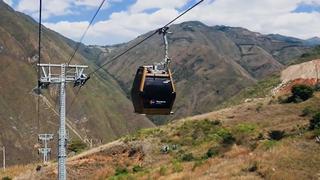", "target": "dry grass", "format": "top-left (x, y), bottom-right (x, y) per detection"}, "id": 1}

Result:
top-left (0, 164), bottom-right (36, 179)
top-left (10, 93), bottom-right (320, 180)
